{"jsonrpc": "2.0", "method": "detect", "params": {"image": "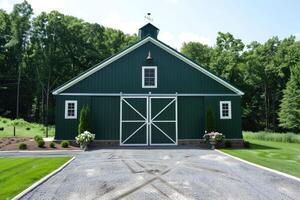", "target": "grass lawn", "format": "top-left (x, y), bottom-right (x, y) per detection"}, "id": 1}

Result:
top-left (221, 139), bottom-right (300, 178)
top-left (0, 117), bottom-right (54, 138)
top-left (0, 157), bottom-right (71, 200)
